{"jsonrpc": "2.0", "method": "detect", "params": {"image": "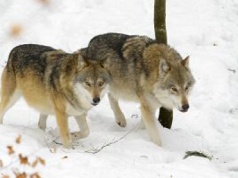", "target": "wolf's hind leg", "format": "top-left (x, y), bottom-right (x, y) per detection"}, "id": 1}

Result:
top-left (71, 113), bottom-right (90, 141)
top-left (108, 93), bottom-right (127, 127)
top-left (38, 114), bottom-right (48, 130)
top-left (0, 69), bottom-right (20, 124)
top-left (0, 91), bottom-right (20, 124)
